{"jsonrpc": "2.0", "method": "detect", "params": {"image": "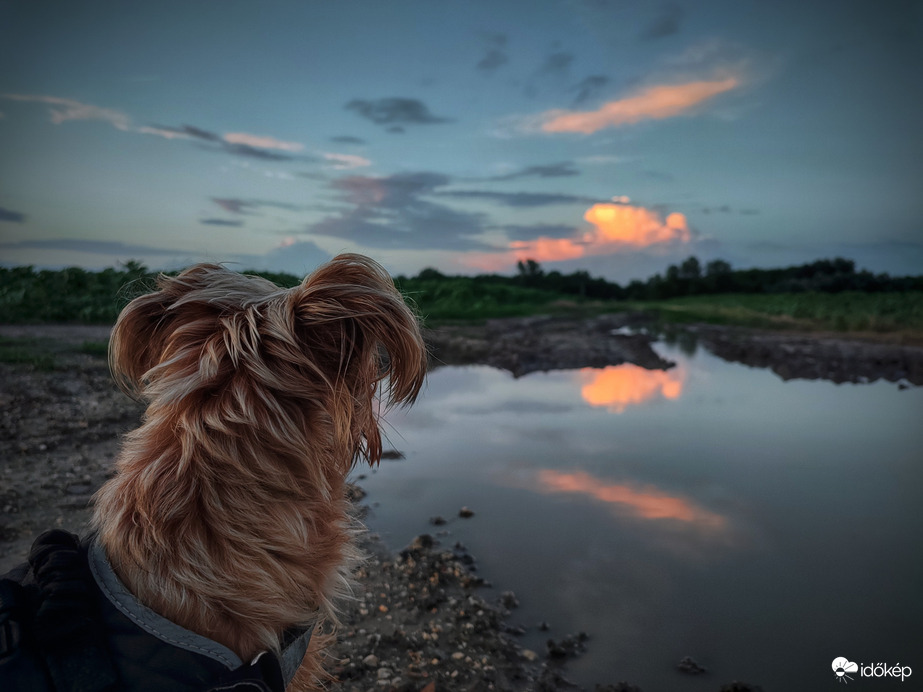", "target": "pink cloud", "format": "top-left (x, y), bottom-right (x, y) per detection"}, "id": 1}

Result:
top-left (538, 77), bottom-right (740, 134)
top-left (222, 132), bottom-right (304, 152)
